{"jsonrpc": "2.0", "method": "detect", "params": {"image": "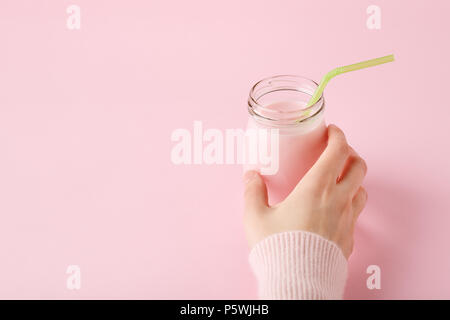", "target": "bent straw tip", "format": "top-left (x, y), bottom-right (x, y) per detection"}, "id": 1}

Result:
top-left (386, 54), bottom-right (395, 61)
